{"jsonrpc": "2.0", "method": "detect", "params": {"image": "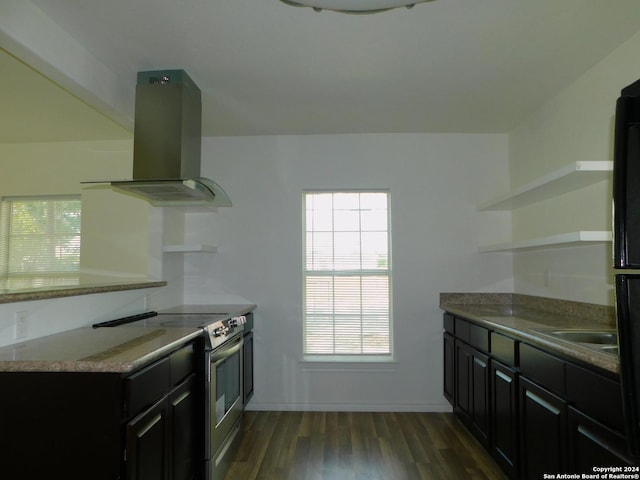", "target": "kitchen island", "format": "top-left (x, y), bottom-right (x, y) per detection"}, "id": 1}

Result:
top-left (0, 303), bottom-right (256, 480)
